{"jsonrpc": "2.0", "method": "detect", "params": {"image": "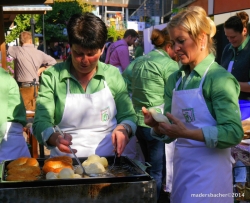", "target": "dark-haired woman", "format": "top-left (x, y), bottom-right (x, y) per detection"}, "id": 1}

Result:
top-left (221, 11), bottom-right (250, 120)
top-left (33, 13), bottom-right (137, 159)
